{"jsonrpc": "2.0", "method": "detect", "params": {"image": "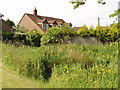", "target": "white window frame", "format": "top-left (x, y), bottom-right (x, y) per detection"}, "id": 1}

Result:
top-left (42, 23), bottom-right (48, 29)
